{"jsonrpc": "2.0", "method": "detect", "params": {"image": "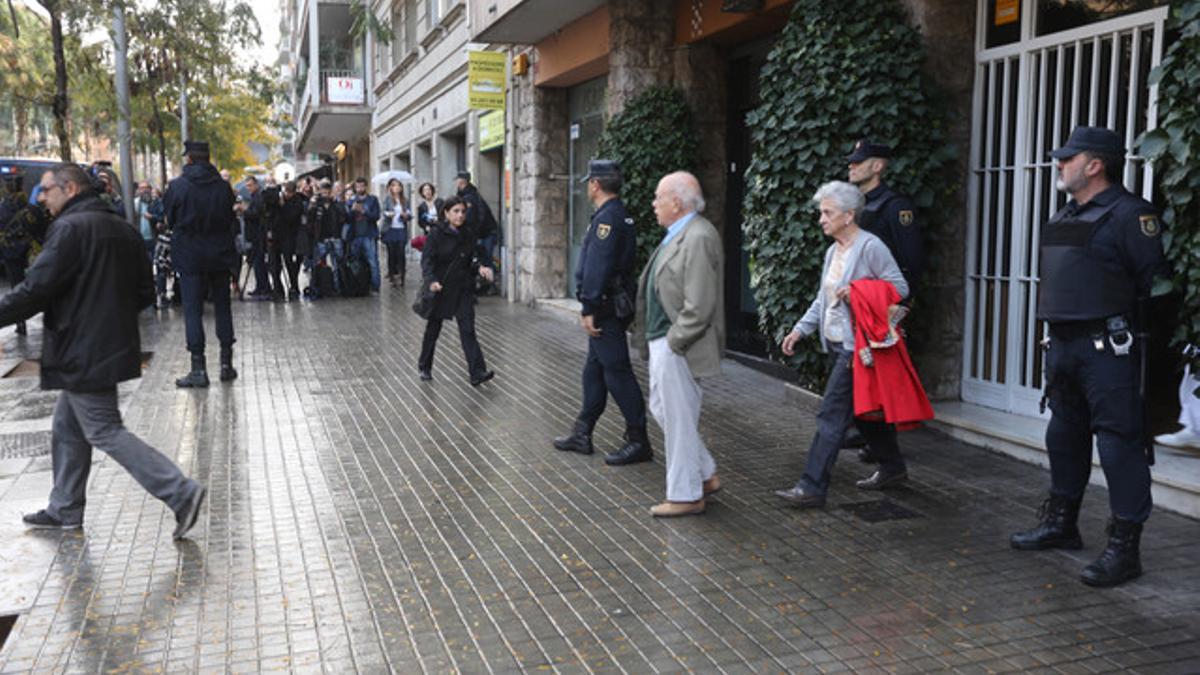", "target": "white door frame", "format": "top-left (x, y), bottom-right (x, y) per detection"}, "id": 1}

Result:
top-left (961, 3), bottom-right (1169, 417)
